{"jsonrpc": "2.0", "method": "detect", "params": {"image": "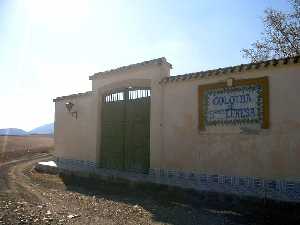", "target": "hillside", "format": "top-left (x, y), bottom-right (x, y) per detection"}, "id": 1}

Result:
top-left (0, 123), bottom-right (54, 136)
top-left (0, 128), bottom-right (28, 136)
top-left (29, 123), bottom-right (54, 135)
